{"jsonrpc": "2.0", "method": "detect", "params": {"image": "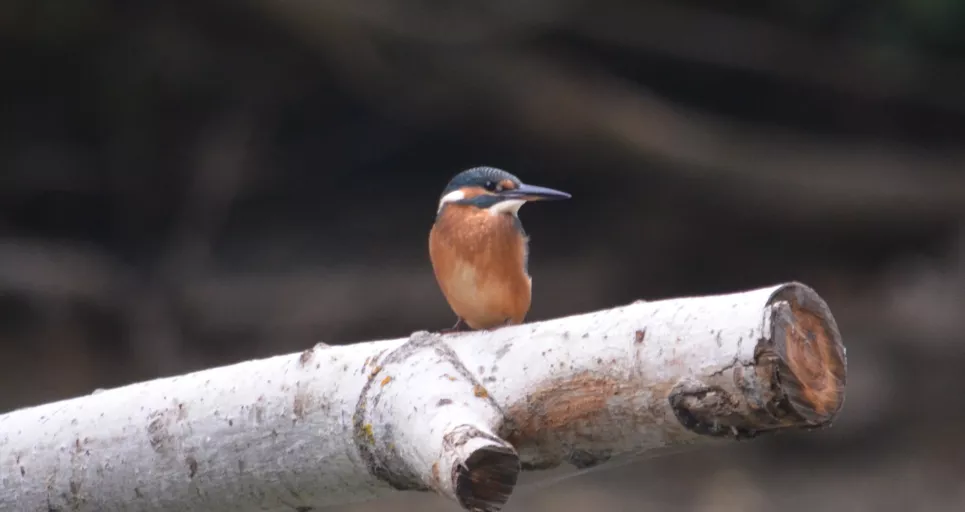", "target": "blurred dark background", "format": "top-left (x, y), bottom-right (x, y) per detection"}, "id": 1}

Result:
top-left (3, 0), bottom-right (965, 510)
